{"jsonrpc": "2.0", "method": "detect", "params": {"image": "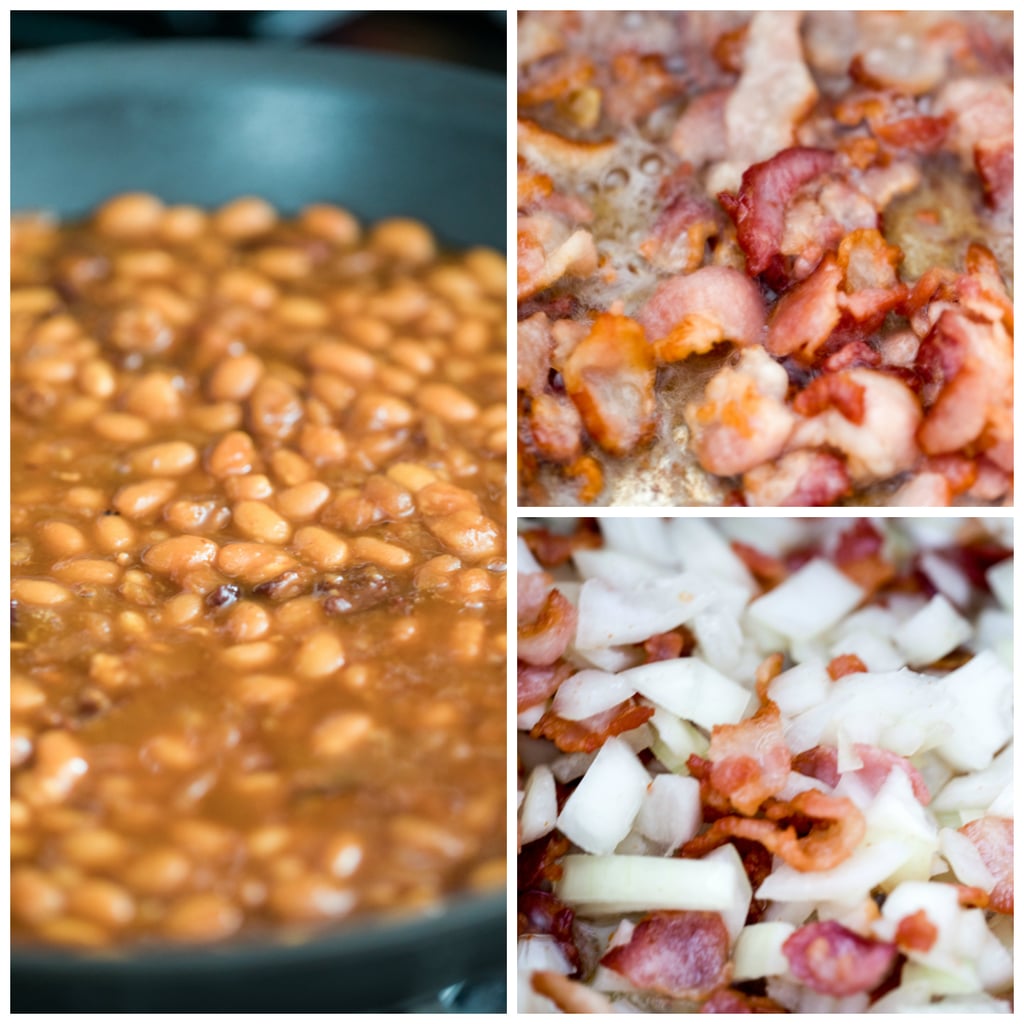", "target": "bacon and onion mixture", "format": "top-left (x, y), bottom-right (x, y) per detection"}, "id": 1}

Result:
top-left (517, 518), bottom-right (1013, 1012)
top-left (517, 12), bottom-right (1013, 506)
